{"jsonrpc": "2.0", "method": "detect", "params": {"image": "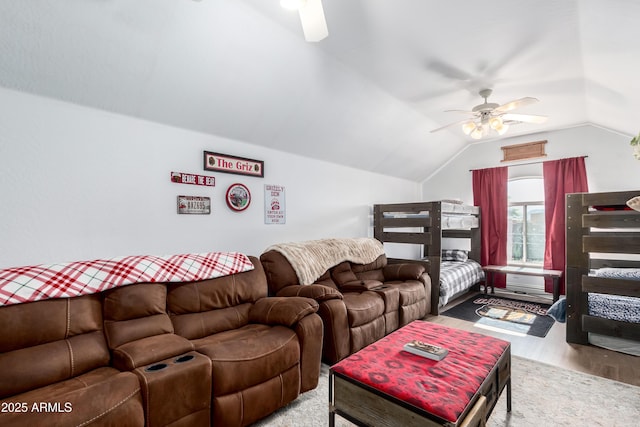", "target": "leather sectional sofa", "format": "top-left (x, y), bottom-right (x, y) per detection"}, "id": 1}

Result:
top-left (0, 256), bottom-right (323, 427)
top-left (260, 239), bottom-right (431, 364)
